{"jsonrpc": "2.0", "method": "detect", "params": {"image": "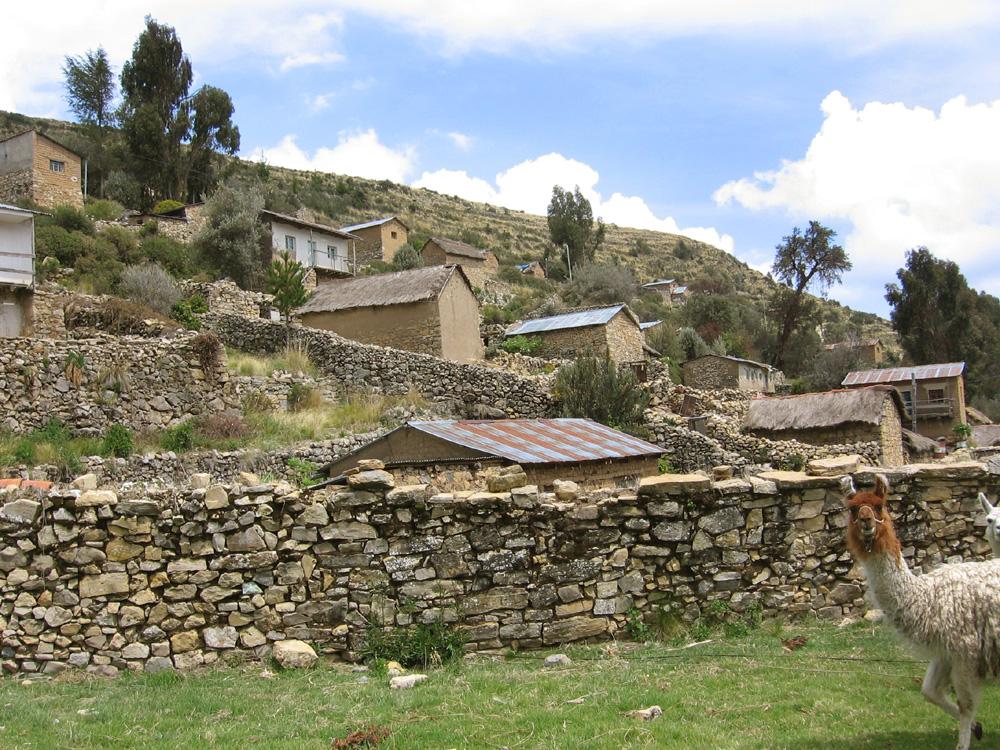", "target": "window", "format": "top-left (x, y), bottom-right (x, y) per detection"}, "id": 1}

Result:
top-left (49, 159), bottom-right (65, 173)
top-left (328, 244), bottom-right (338, 258)
top-left (307, 240), bottom-right (317, 253)
top-left (927, 388), bottom-right (946, 401)
top-left (390, 231), bottom-right (397, 239)
top-left (284, 235), bottom-right (295, 251)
